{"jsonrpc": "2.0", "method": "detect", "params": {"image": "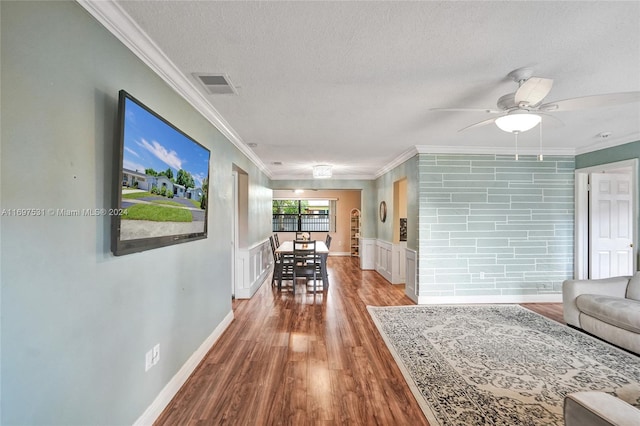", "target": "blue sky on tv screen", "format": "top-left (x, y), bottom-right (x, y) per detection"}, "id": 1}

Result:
top-left (122, 97), bottom-right (210, 188)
